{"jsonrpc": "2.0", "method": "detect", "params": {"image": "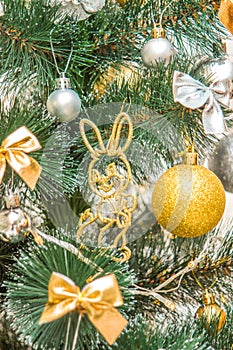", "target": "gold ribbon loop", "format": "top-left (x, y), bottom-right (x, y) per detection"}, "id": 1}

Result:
top-left (39, 272), bottom-right (128, 345)
top-left (173, 70), bottom-right (230, 134)
top-left (0, 126), bottom-right (42, 190)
